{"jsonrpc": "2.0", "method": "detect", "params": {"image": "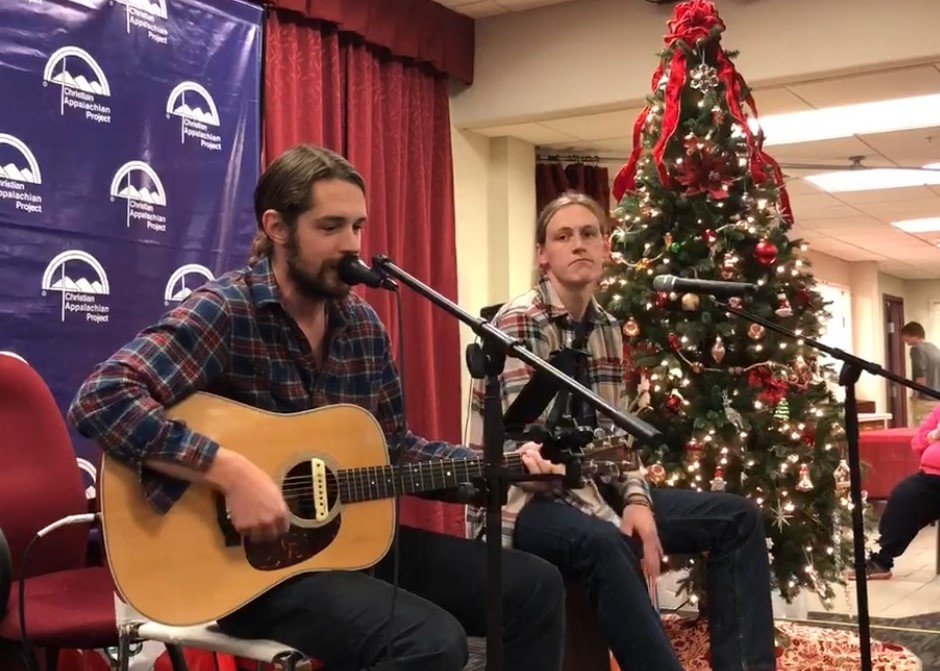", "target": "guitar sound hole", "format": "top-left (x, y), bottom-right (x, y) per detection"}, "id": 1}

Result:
top-left (283, 460), bottom-right (339, 522)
